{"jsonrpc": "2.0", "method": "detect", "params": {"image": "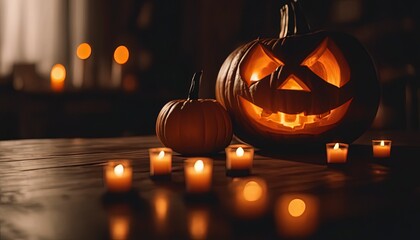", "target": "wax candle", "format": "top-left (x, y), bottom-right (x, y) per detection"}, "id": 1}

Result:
top-left (225, 144), bottom-right (254, 171)
top-left (104, 160), bottom-right (132, 192)
top-left (372, 140), bottom-right (391, 158)
top-left (184, 158), bottom-right (213, 193)
top-left (231, 177), bottom-right (268, 219)
top-left (149, 148), bottom-right (172, 176)
top-left (326, 143), bottom-right (348, 163)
